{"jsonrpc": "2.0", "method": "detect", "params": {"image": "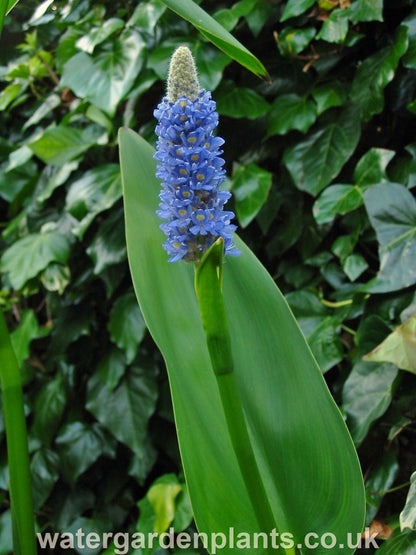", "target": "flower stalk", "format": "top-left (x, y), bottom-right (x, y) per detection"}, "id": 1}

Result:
top-left (0, 311), bottom-right (36, 555)
top-left (195, 240), bottom-right (296, 555)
